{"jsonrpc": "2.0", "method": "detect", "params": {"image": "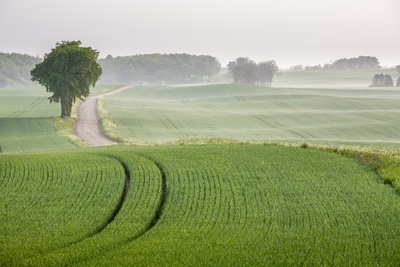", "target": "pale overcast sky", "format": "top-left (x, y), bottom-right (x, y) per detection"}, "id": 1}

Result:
top-left (0, 0), bottom-right (399, 67)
